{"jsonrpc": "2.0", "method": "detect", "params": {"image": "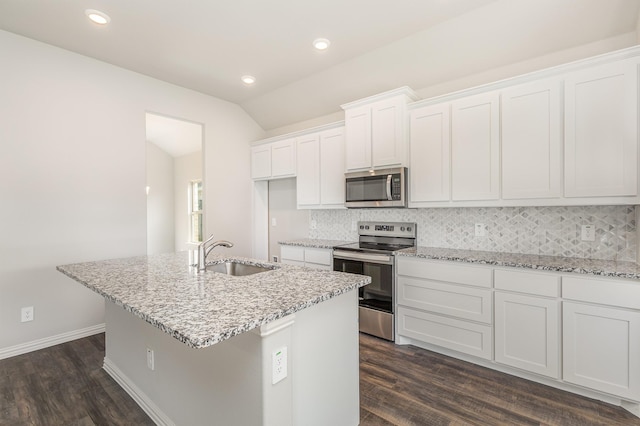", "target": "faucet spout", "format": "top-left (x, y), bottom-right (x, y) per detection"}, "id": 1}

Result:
top-left (204, 240), bottom-right (234, 257)
top-left (197, 235), bottom-right (234, 271)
